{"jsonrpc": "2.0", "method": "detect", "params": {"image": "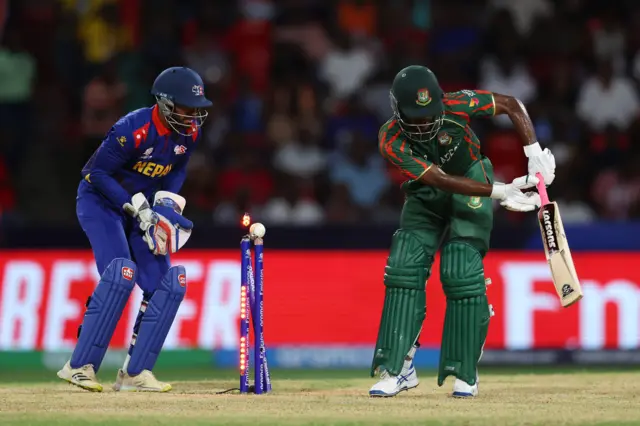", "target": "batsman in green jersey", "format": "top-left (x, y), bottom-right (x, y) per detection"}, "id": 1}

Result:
top-left (369, 65), bottom-right (556, 398)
